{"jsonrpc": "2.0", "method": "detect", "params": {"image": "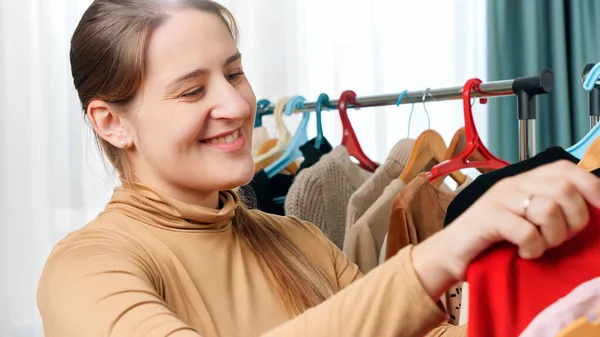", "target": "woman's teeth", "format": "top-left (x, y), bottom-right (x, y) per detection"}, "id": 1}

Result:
top-left (207, 130), bottom-right (239, 144)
